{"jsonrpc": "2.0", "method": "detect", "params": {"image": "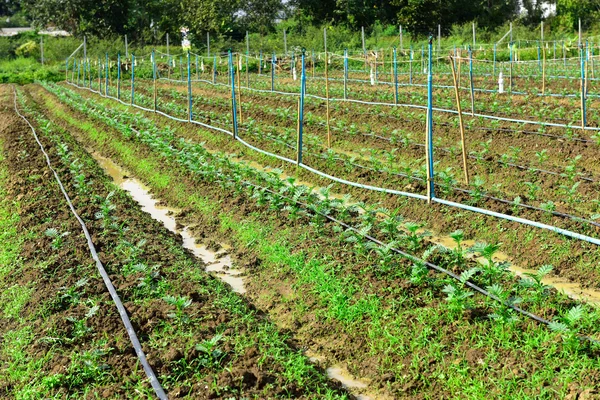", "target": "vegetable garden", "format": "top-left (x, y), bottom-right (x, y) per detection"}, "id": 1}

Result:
top-left (3, 34), bottom-right (600, 399)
